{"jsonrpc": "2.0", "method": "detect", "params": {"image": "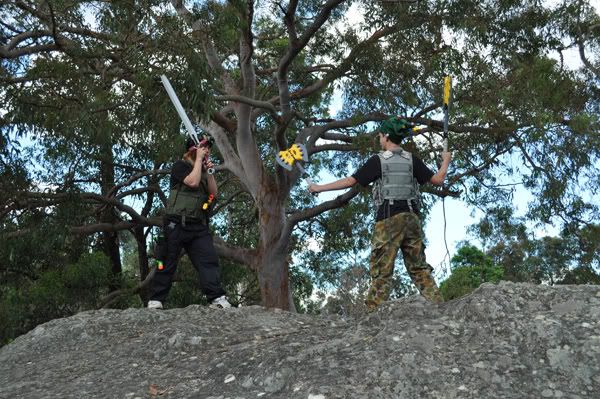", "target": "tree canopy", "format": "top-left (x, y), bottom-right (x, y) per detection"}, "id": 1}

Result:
top-left (1, 0), bottom-right (599, 335)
